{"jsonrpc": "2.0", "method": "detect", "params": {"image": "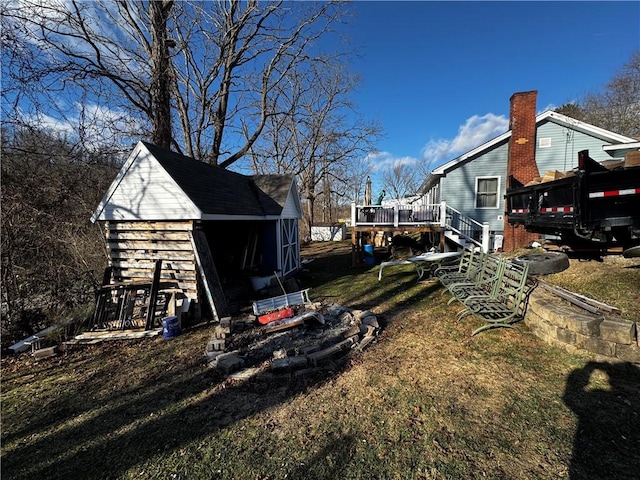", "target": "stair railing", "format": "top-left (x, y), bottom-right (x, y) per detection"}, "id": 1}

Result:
top-left (443, 203), bottom-right (490, 252)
